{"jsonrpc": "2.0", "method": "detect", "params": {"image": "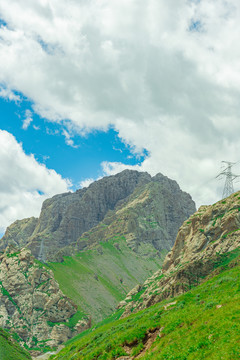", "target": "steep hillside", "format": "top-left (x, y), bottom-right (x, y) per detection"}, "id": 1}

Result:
top-left (0, 170), bottom-right (196, 344)
top-left (119, 191), bottom-right (240, 317)
top-left (47, 236), bottom-right (164, 323)
top-left (48, 192), bottom-right (240, 360)
top-left (0, 246), bottom-right (82, 354)
top-left (50, 248), bottom-right (240, 360)
top-left (45, 174), bottom-right (195, 323)
top-left (0, 170), bottom-right (195, 262)
top-left (0, 328), bottom-right (31, 360)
